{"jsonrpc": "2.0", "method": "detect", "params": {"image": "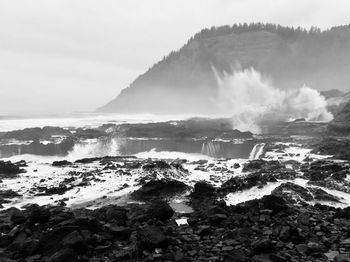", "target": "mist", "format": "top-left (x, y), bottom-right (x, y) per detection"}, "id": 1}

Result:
top-left (215, 67), bottom-right (333, 133)
top-left (1, 0), bottom-right (350, 115)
